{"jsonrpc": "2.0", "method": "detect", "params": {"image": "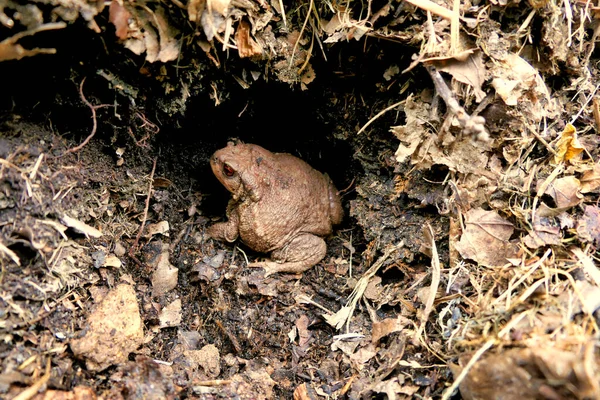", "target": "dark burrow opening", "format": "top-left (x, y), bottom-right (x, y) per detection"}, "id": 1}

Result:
top-left (0, 18), bottom-right (426, 234)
